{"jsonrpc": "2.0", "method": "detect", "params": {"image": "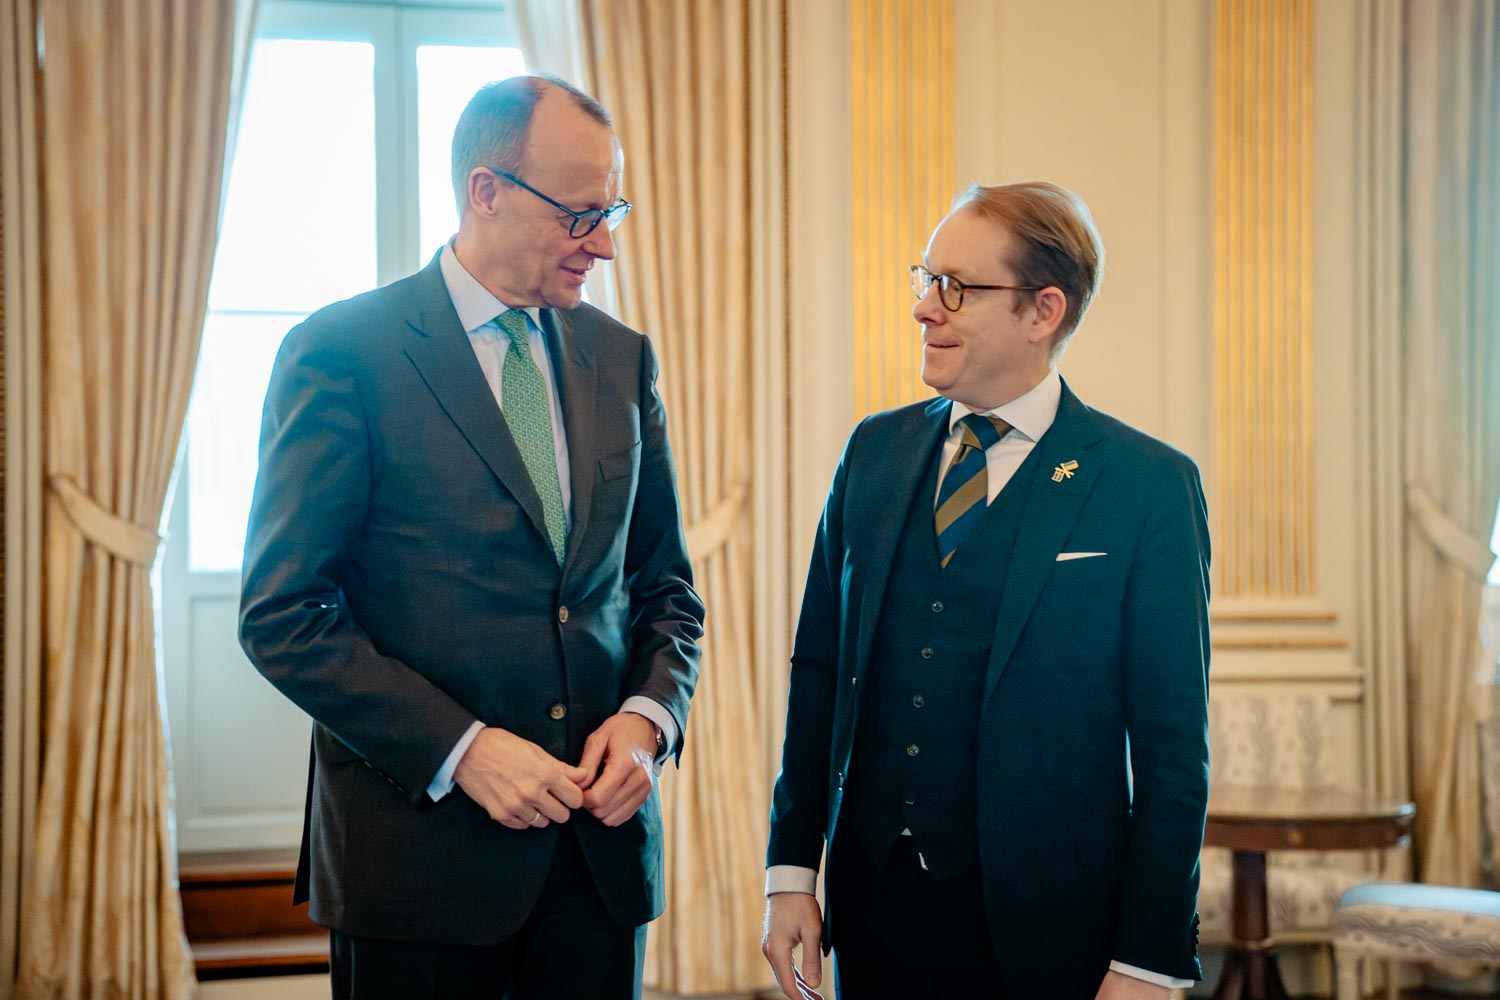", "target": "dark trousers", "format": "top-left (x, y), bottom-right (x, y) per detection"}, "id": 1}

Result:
top-left (329, 825), bottom-right (647, 1000)
top-left (827, 836), bottom-right (1008, 1000)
